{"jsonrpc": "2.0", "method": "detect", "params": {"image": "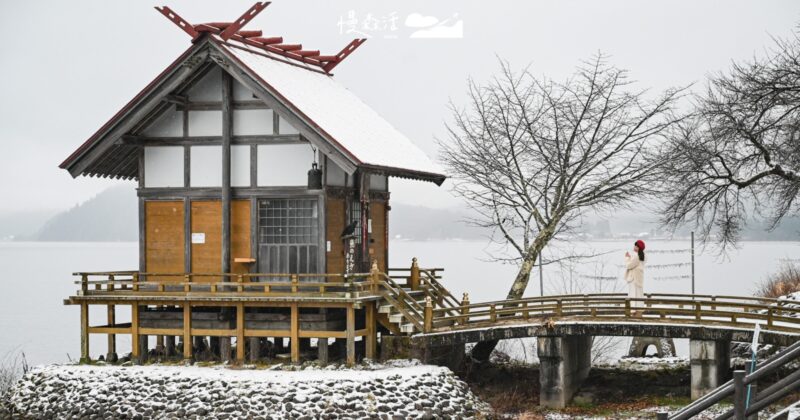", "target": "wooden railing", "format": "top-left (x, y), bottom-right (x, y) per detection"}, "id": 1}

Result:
top-left (421, 293), bottom-right (800, 334)
top-left (75, 271), bottom-right (380, 298)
